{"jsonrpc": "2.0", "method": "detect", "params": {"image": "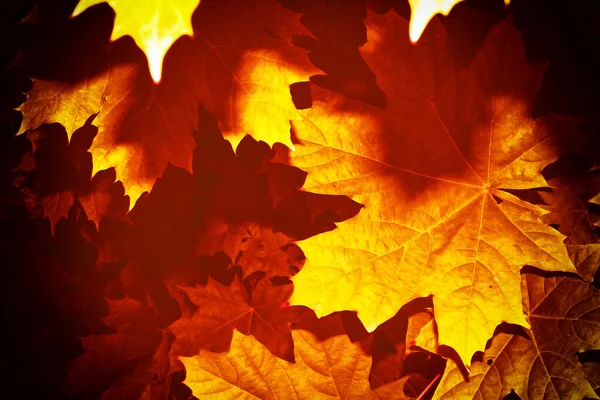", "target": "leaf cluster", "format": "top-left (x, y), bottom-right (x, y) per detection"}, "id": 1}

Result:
top-left (1, 0), bottom-right (600, 399)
